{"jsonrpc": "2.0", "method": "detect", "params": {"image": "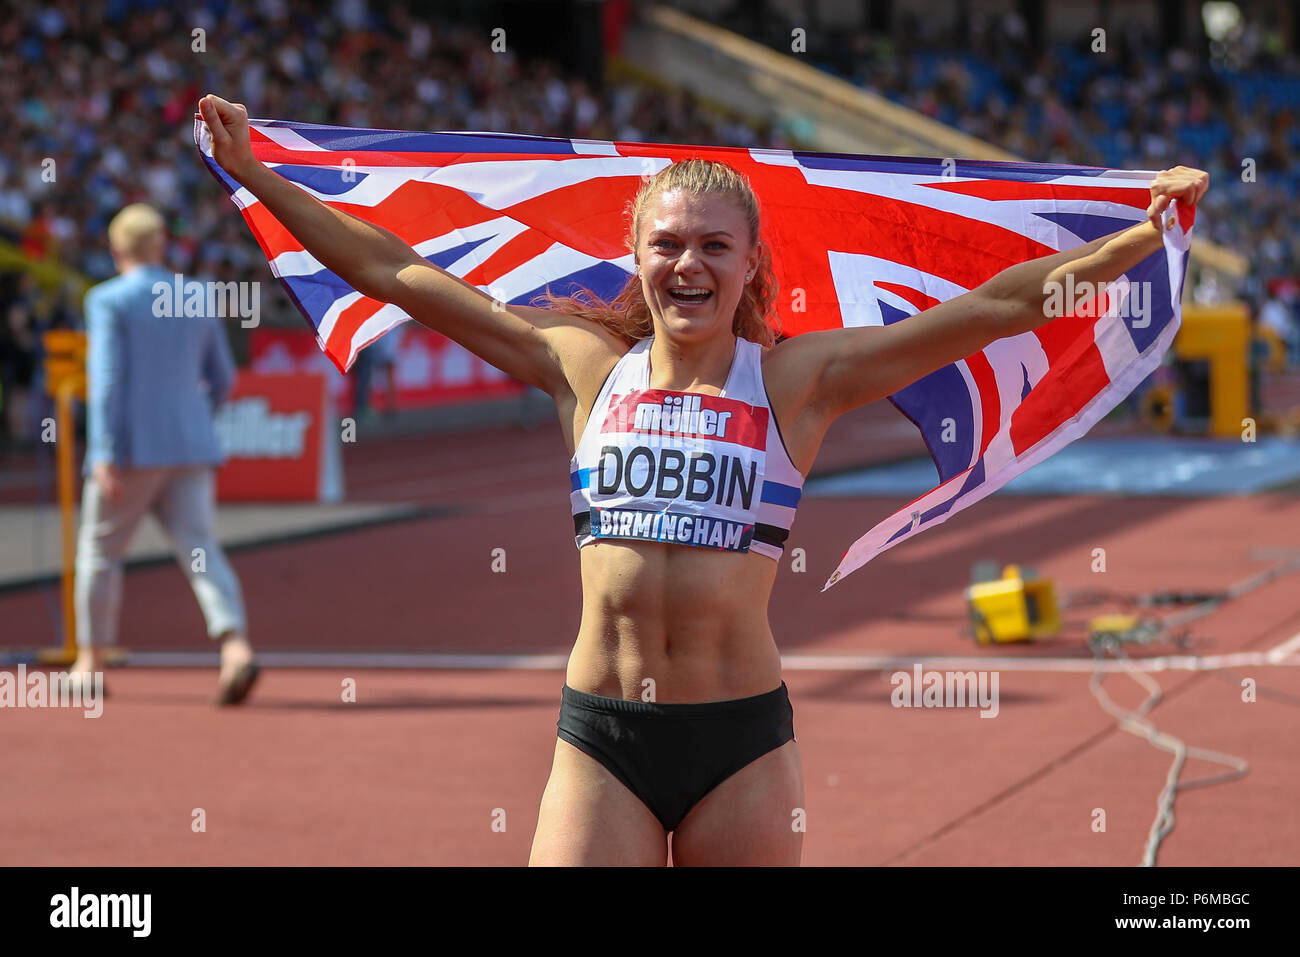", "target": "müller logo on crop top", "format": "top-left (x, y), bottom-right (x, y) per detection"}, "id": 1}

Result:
top-left (602, 390), bottom-right (766, 450)
top-left (636, 394), bottom-right (731, 436)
